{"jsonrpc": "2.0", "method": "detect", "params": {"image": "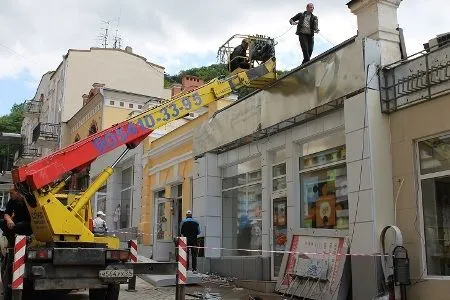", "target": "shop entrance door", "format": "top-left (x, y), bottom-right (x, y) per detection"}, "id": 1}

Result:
top-left (271, 196), bottom-right (287, 280)
top-left (153, 197), bottom-right (181, 262)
